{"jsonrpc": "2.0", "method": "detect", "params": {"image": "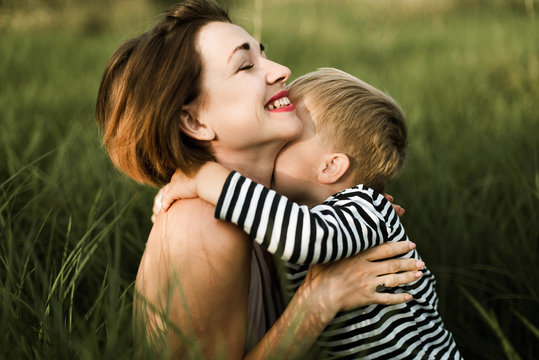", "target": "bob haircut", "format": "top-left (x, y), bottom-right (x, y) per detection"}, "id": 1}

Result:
top-left (288, 68), bottom-right (407, 193)
top-left (96, 0), bottom-right (230, 186)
